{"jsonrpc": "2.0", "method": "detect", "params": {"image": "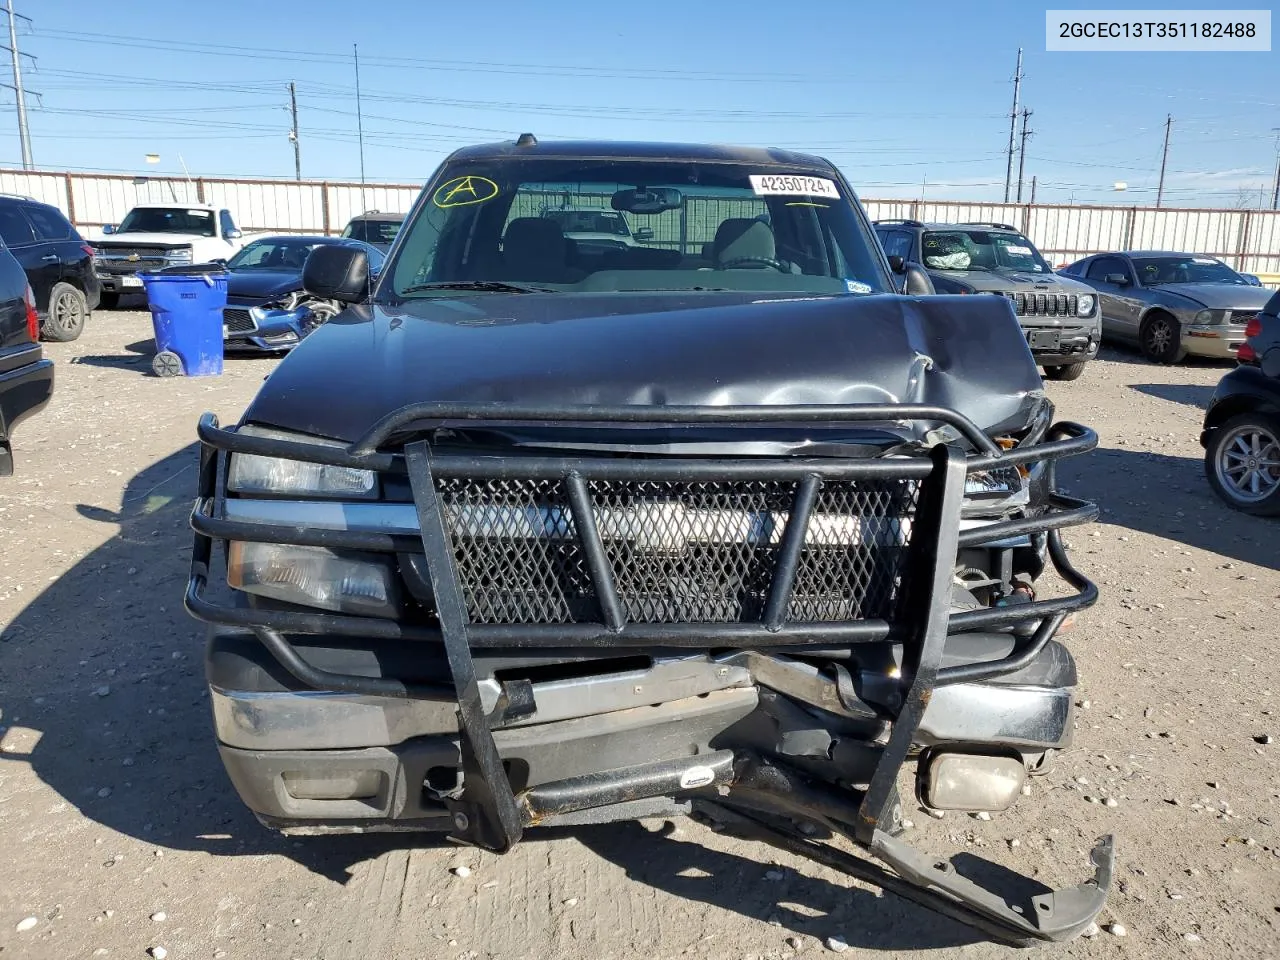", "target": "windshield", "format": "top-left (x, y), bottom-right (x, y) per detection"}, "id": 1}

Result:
top-left (342, 218), bottom-right (402, 245)
top-left (385, 157), bottom-right (889, 299)
top-left (117, 207), bottom-right (215, 237)
top-left (228, 237), bottom-right (329, 270)
top-left (921, 230), bottom-right (1052, 274)
top-left (1132, 256), bottom-right (1247, 286)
